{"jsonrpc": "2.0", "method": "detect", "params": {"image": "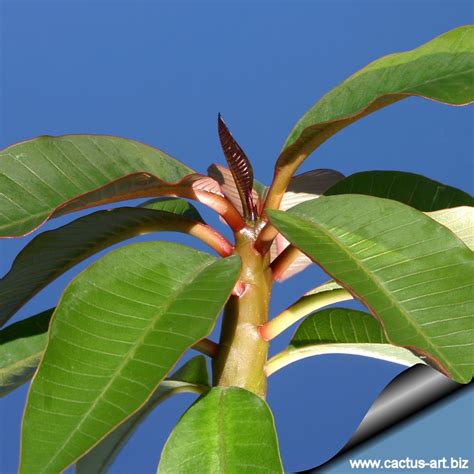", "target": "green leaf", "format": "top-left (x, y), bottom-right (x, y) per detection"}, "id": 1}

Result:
top-left (76, 356), bottom-right (210, 474)
top-left (291, 308), bottom-right (388, 346)
top-left (0, 309), bottom-right (53, 397)
top-left (140, 197), bottom-right (203, 222)
top-left (265, 308), bottom-right (423, 376)
top-left (428, 207), bottom-right (473, 250)
top-left (284, 25), bottom-right (474, 152)
top-left (274, 26), bottom-right (474, 182)
top-left (167, 354), bottom-right (210, 387)
top-left (0, 135), bottom-right (194, 237)
top-left (268, 195), bottom-right (474, 383)
top-left (20, 242), bottom-right (240, 474)
top-left (325, 171), bottom-right (473, 211)
top-left (290, 307), bottom-right (423, 366)
top-left (157, 387), bottom-right (283, 473)
top-left (0, 206), bottom-right (218, 327)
